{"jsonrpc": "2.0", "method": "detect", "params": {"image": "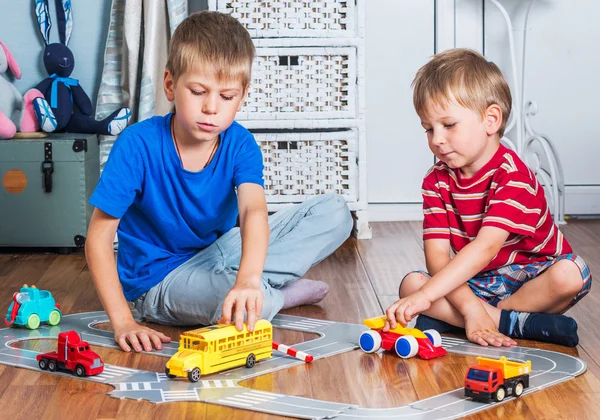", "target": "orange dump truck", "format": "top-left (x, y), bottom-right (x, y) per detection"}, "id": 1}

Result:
top-left (464, 356), bottom-right (531, 402)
